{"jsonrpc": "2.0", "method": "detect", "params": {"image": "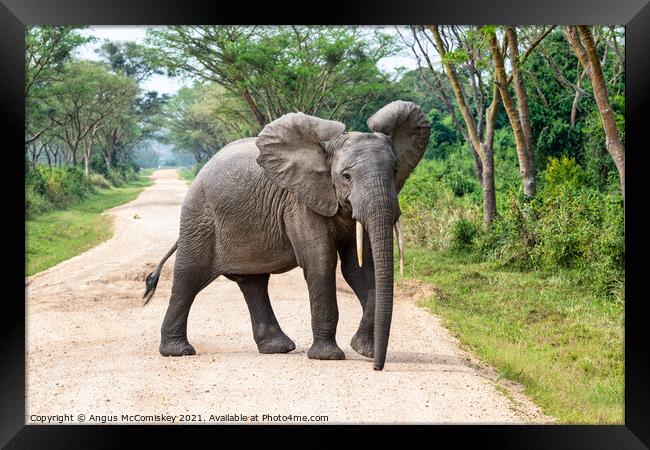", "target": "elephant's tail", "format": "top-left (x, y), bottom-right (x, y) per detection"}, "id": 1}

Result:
top-left (143, 240), bottom-right (178, 306)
